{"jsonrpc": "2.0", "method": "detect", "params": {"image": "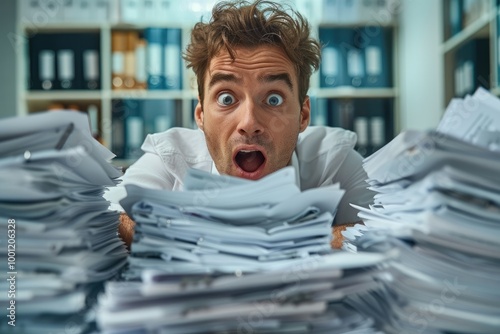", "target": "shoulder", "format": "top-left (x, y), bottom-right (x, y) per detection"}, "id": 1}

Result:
top-left (296, 126), bottom-right (361, 189)
top-left (296, 126), bottom-right (357, 162)
top-left (144, 127), bottom-right (212, 164)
